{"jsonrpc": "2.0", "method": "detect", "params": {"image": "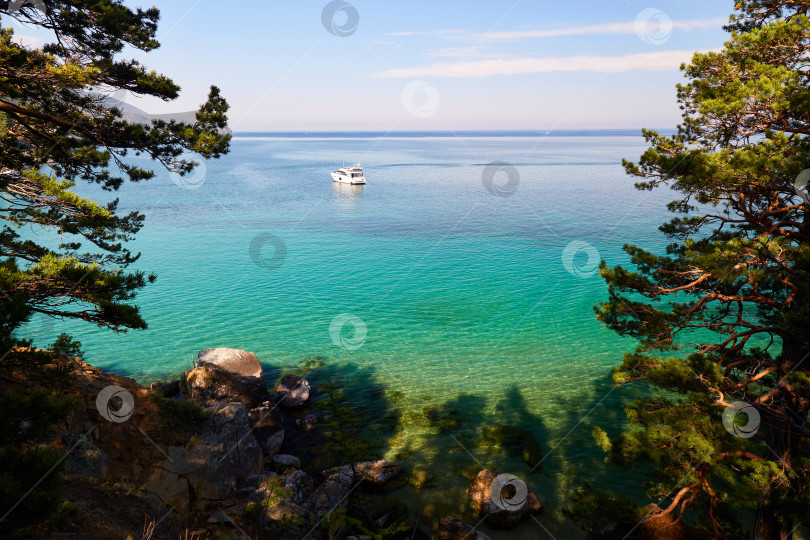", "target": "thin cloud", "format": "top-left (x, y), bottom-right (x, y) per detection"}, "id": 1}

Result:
top-left (389, 16), bottom-right (726, 42)
top-left (388, 29), bottom-right (466, 36)
top-left (424, 46), bottom-right (494, 58)
top-left (371, 50), bottom-right (713, 78)
top-left (475, 17), bottom-right (726, 42)
top-left (11, 34), bottom-right (44, 48)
